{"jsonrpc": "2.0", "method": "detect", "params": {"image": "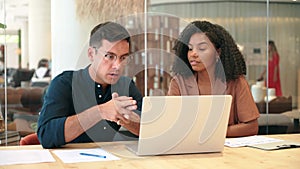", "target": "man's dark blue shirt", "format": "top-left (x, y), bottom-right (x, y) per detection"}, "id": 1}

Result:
top-left (37, 66), bottom-right (143, 148)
